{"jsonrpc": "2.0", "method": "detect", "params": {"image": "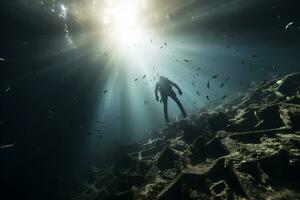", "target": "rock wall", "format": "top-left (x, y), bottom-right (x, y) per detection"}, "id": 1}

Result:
top-left (75, 73), bottom-right (300, 200)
